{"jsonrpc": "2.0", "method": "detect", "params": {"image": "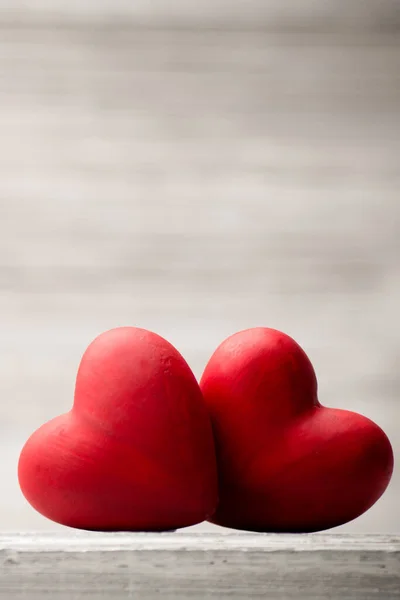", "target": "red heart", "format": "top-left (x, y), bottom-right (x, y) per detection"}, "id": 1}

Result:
top-left (18, 327), bottom-right (218, 531)
top-left (200, 328), bottom-right (394, 532)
